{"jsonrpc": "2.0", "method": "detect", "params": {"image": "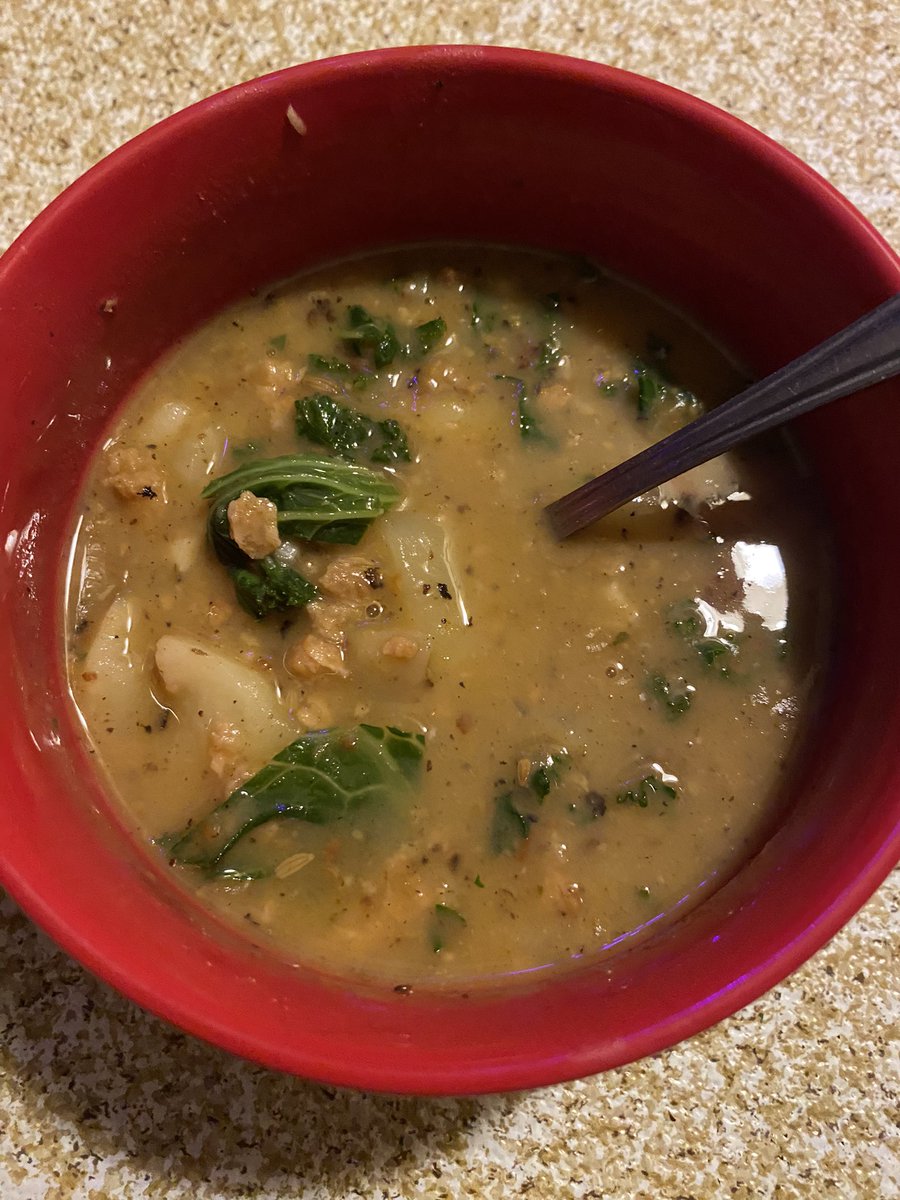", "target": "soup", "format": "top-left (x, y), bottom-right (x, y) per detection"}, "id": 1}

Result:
top-left (65, 247), bottom-right (828, 984)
